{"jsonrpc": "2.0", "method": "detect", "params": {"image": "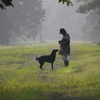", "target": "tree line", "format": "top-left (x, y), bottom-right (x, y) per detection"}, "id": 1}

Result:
top-left (0, 0), bottom-right (45, 45)
top-left (0, 0), bottom-right (72, 10)
top-left (76, 0), bottom-right (100, 43)
top-left (0, 0), bottom-right (100, 45)
top-left (0, 0), bottom-right (73, 45)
